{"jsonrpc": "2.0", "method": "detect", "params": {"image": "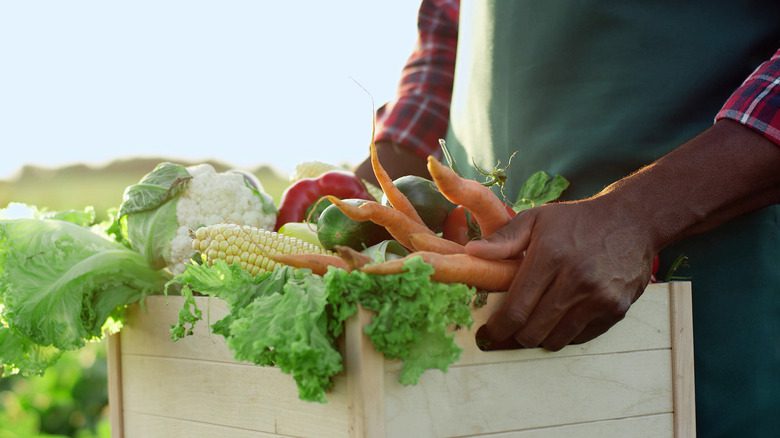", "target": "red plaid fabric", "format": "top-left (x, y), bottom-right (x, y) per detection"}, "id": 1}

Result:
top-left (717, 49), bottom-right (780, 146)
top-left (374, 0), bottom-right (459, 159)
